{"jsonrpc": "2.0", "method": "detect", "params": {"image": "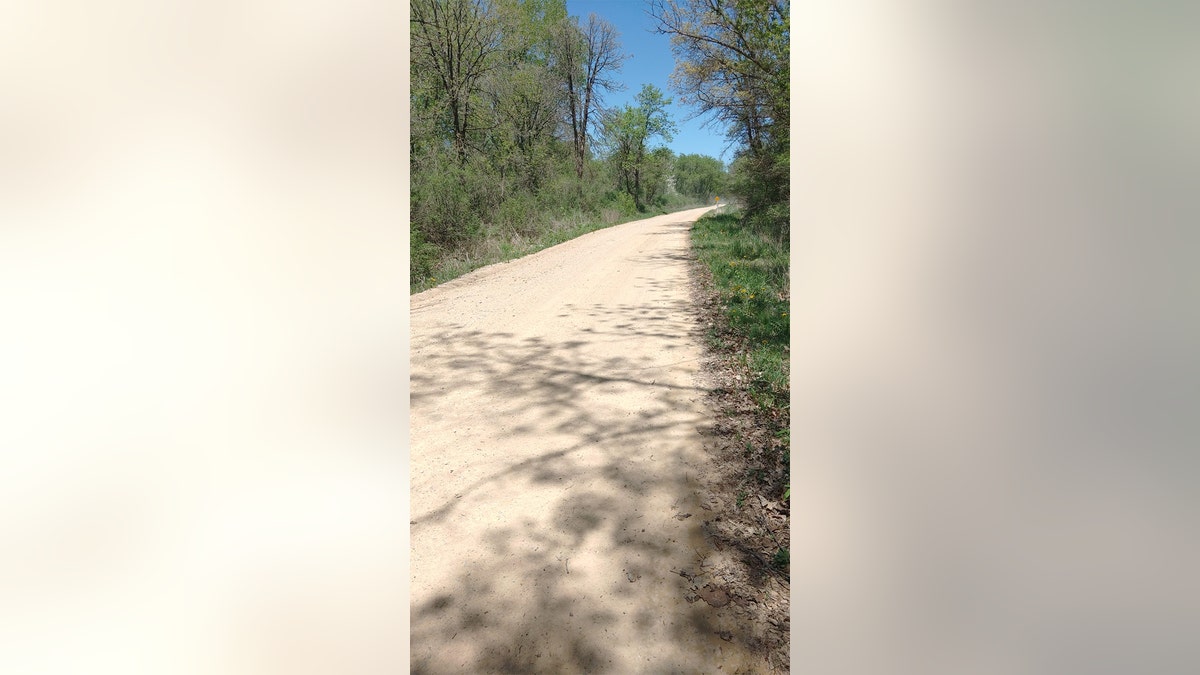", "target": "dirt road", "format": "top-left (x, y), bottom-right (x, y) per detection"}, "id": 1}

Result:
top-left (410, 206), bottom-right (764, 673)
